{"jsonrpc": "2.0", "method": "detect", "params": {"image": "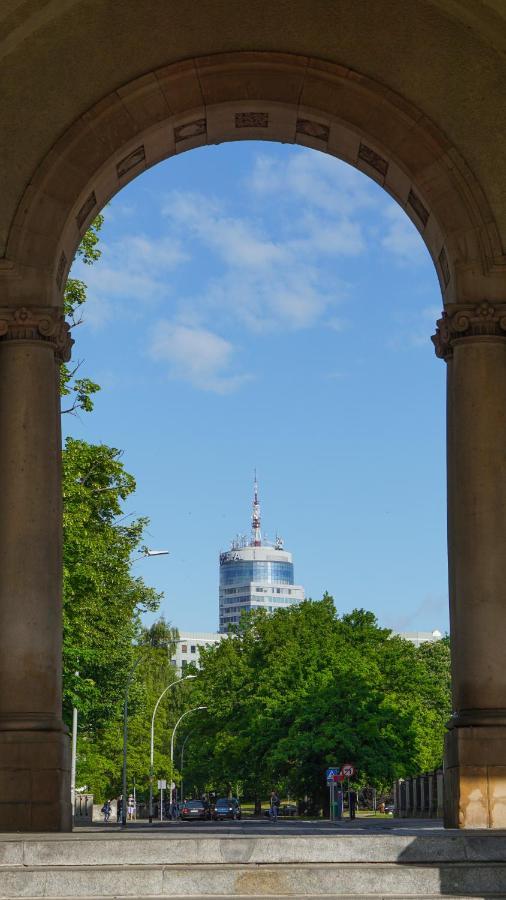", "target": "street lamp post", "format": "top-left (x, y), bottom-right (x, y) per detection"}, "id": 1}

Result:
top-left (121, 545), bottom-right (168, 826)
top-left (121, 657), bottom-right (142, 827)
top-left (70, 670), bottom-right (79, 821)
top-left (149, 675), bottom-right (196, 823)
top-left (170, 707), bottom-right (207, 803)
top-left (179, 731), bottom-right (193, 805)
